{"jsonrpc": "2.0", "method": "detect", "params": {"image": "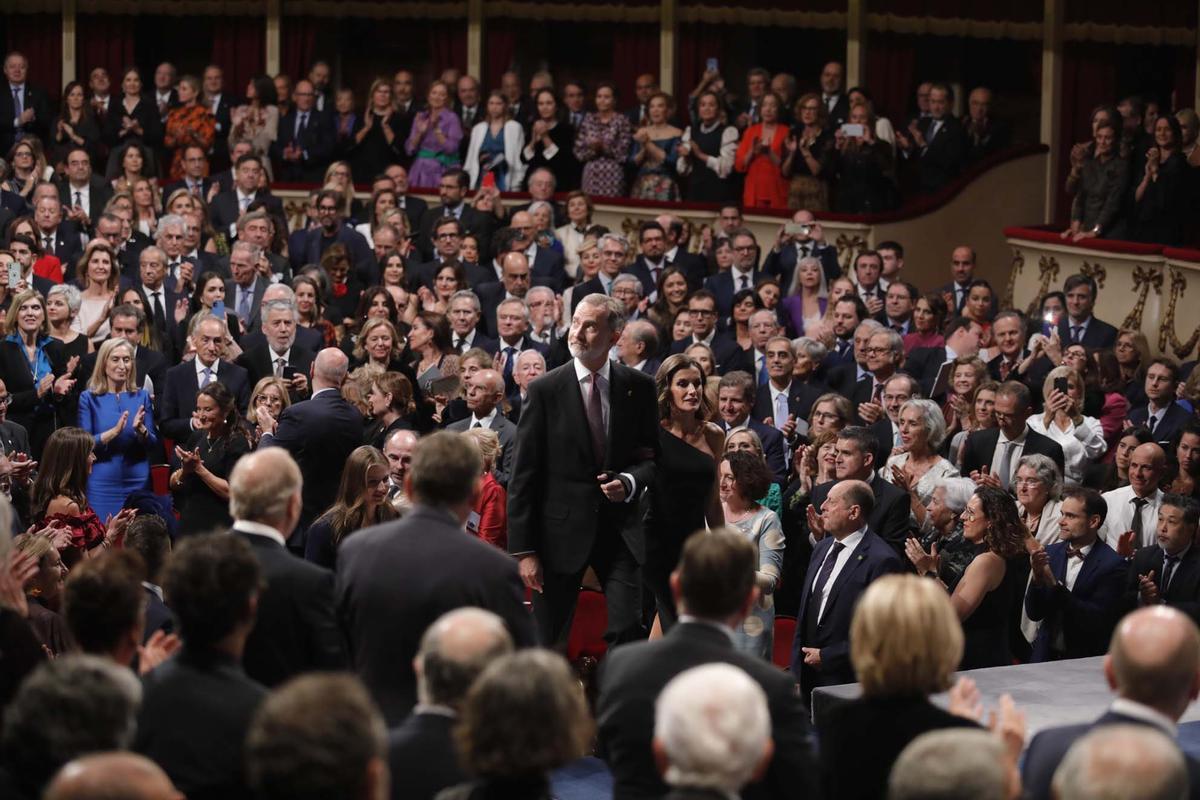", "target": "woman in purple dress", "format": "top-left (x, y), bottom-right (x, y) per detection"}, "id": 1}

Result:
top-left (405, 80), bottom-right (463, 189)
top-left (573, 82), bottom-right (632, 198)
